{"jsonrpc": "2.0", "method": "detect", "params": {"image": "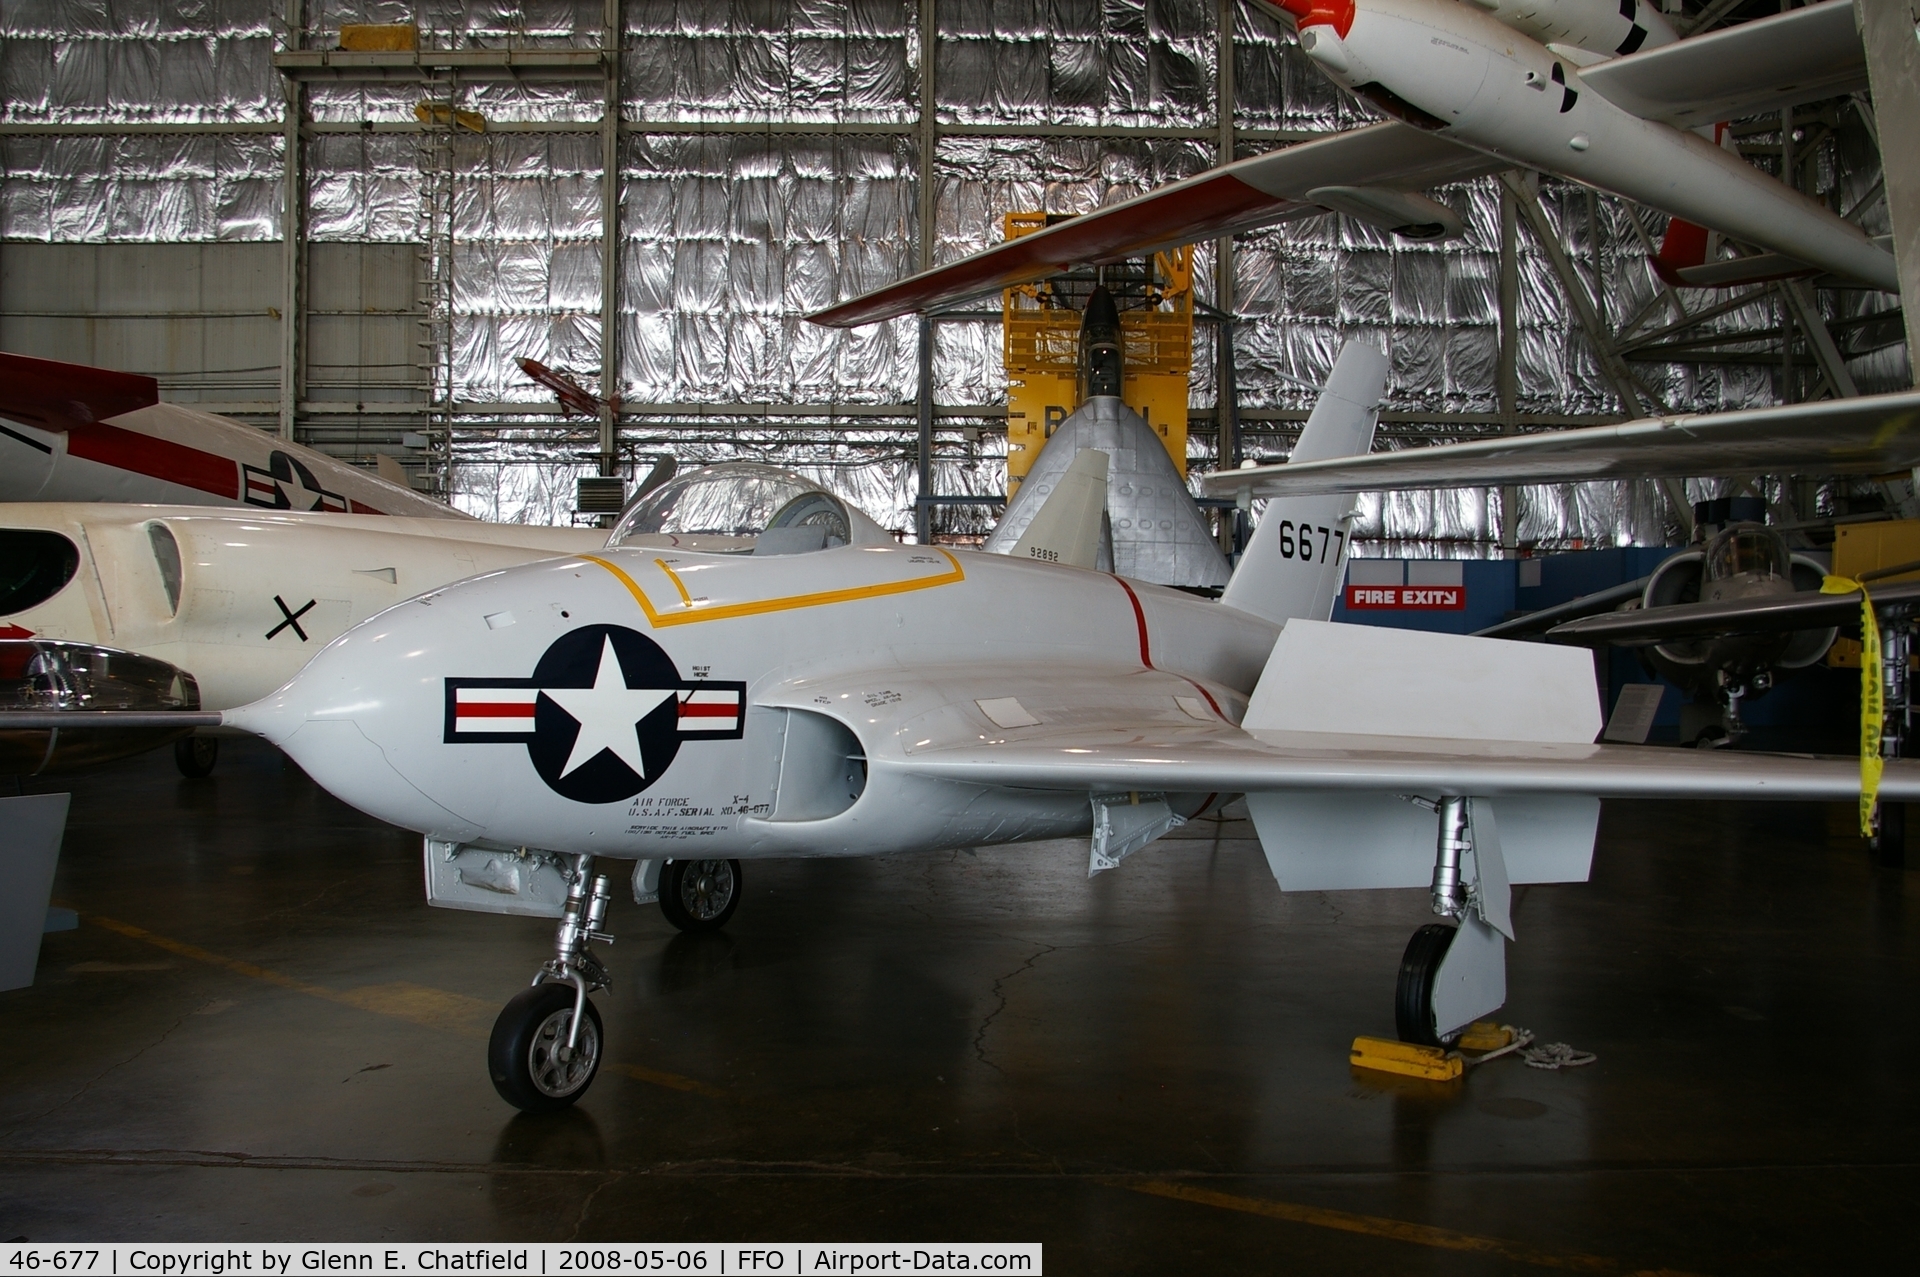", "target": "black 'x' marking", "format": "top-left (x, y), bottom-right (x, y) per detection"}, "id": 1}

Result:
top-left (266, 595), bottom-right (317, 642)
